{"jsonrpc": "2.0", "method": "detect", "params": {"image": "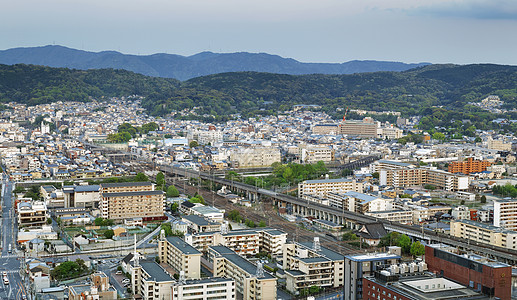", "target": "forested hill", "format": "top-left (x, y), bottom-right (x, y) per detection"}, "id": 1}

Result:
top-left (144, 63), bottom-right (517, 116)
top-left (0, 64), bottom-right (180, 106)
top-left (0, 45), bottom-right (429, 80)
top-left (2, 63), bottom-right (517, 123)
